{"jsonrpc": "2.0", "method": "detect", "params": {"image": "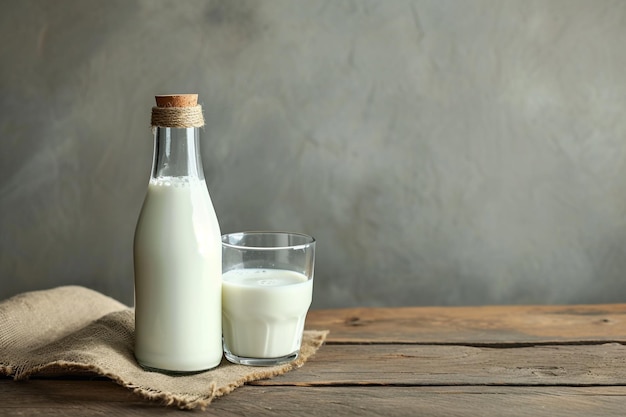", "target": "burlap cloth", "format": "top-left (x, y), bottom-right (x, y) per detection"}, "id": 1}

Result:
top-left (0, 286), bottom-right (328, 410)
